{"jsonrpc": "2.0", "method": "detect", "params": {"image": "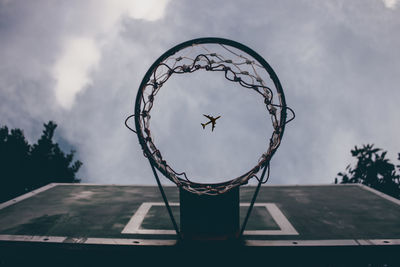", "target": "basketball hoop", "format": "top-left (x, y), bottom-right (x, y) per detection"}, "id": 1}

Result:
top-left (127, 37), bottom-right (293, 195)
top-left (126, 37), bottom-right (294, 240)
